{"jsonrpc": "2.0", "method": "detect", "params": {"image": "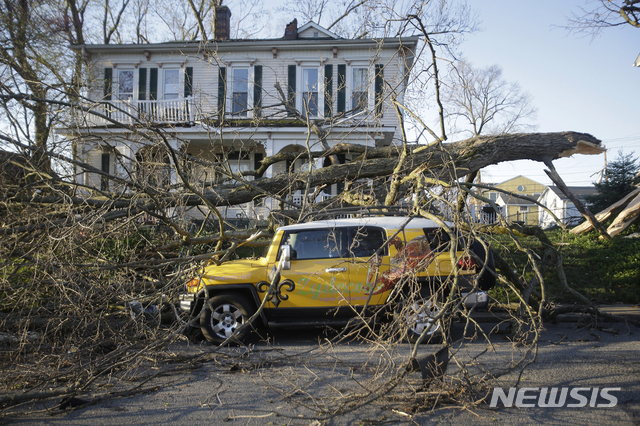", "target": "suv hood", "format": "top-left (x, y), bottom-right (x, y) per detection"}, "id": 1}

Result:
top-left (200, 258), bottom-right (268, 285)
